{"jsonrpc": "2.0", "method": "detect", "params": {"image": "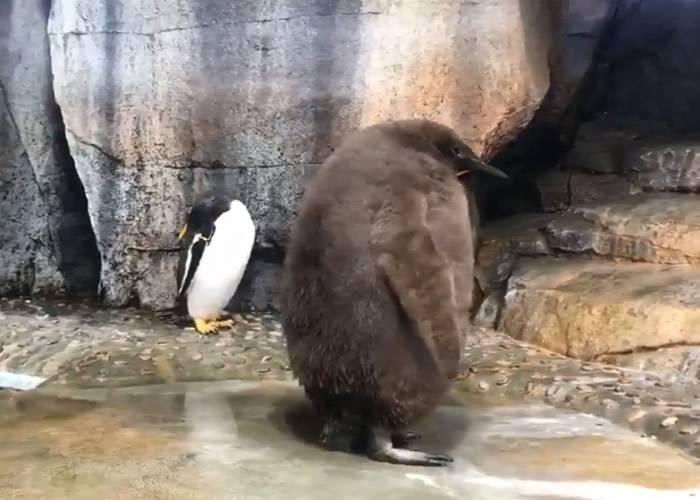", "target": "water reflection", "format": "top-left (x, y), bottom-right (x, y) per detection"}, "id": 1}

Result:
top-left (1, 380), bottom-right (698, 499)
